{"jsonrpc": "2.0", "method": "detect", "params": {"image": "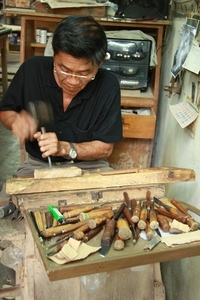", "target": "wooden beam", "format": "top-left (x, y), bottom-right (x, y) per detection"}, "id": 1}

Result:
top-left (6, 167), bottom-right (195, 195)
